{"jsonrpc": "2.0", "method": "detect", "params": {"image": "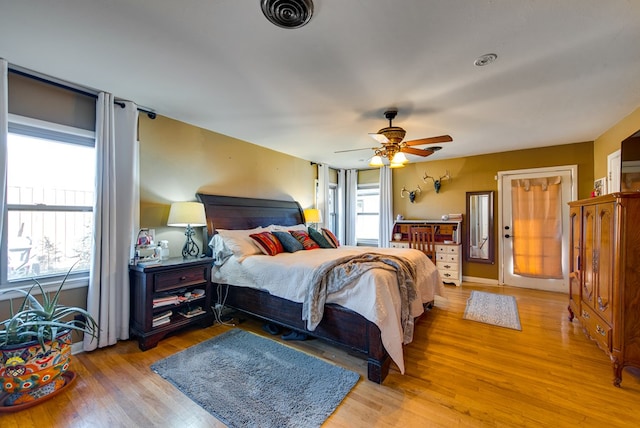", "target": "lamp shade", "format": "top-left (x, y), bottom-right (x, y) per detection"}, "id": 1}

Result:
top-left (369, 155), bottom-right (384, 167)
top-left (167, 202), bottom-right (207, 227)
top-left (391, 151), bottom-right (408, 164)
top-left (303, 208), bottom-right (322, 224)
